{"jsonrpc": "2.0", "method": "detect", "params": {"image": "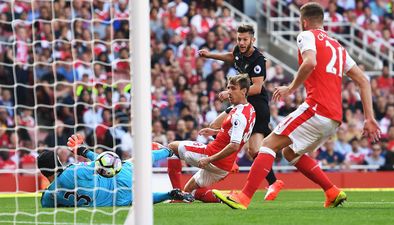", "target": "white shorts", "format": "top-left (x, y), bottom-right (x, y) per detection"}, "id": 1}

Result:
top-left (177, 141), bottom-right (229, 187)
top-left (273, 102), bottom-right (340, 155)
